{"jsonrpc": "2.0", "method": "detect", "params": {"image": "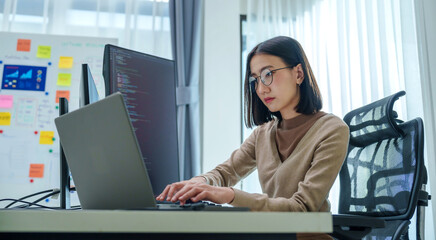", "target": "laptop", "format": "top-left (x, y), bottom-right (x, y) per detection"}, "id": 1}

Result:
top-left (55, 92), bottom-right (248, 211)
